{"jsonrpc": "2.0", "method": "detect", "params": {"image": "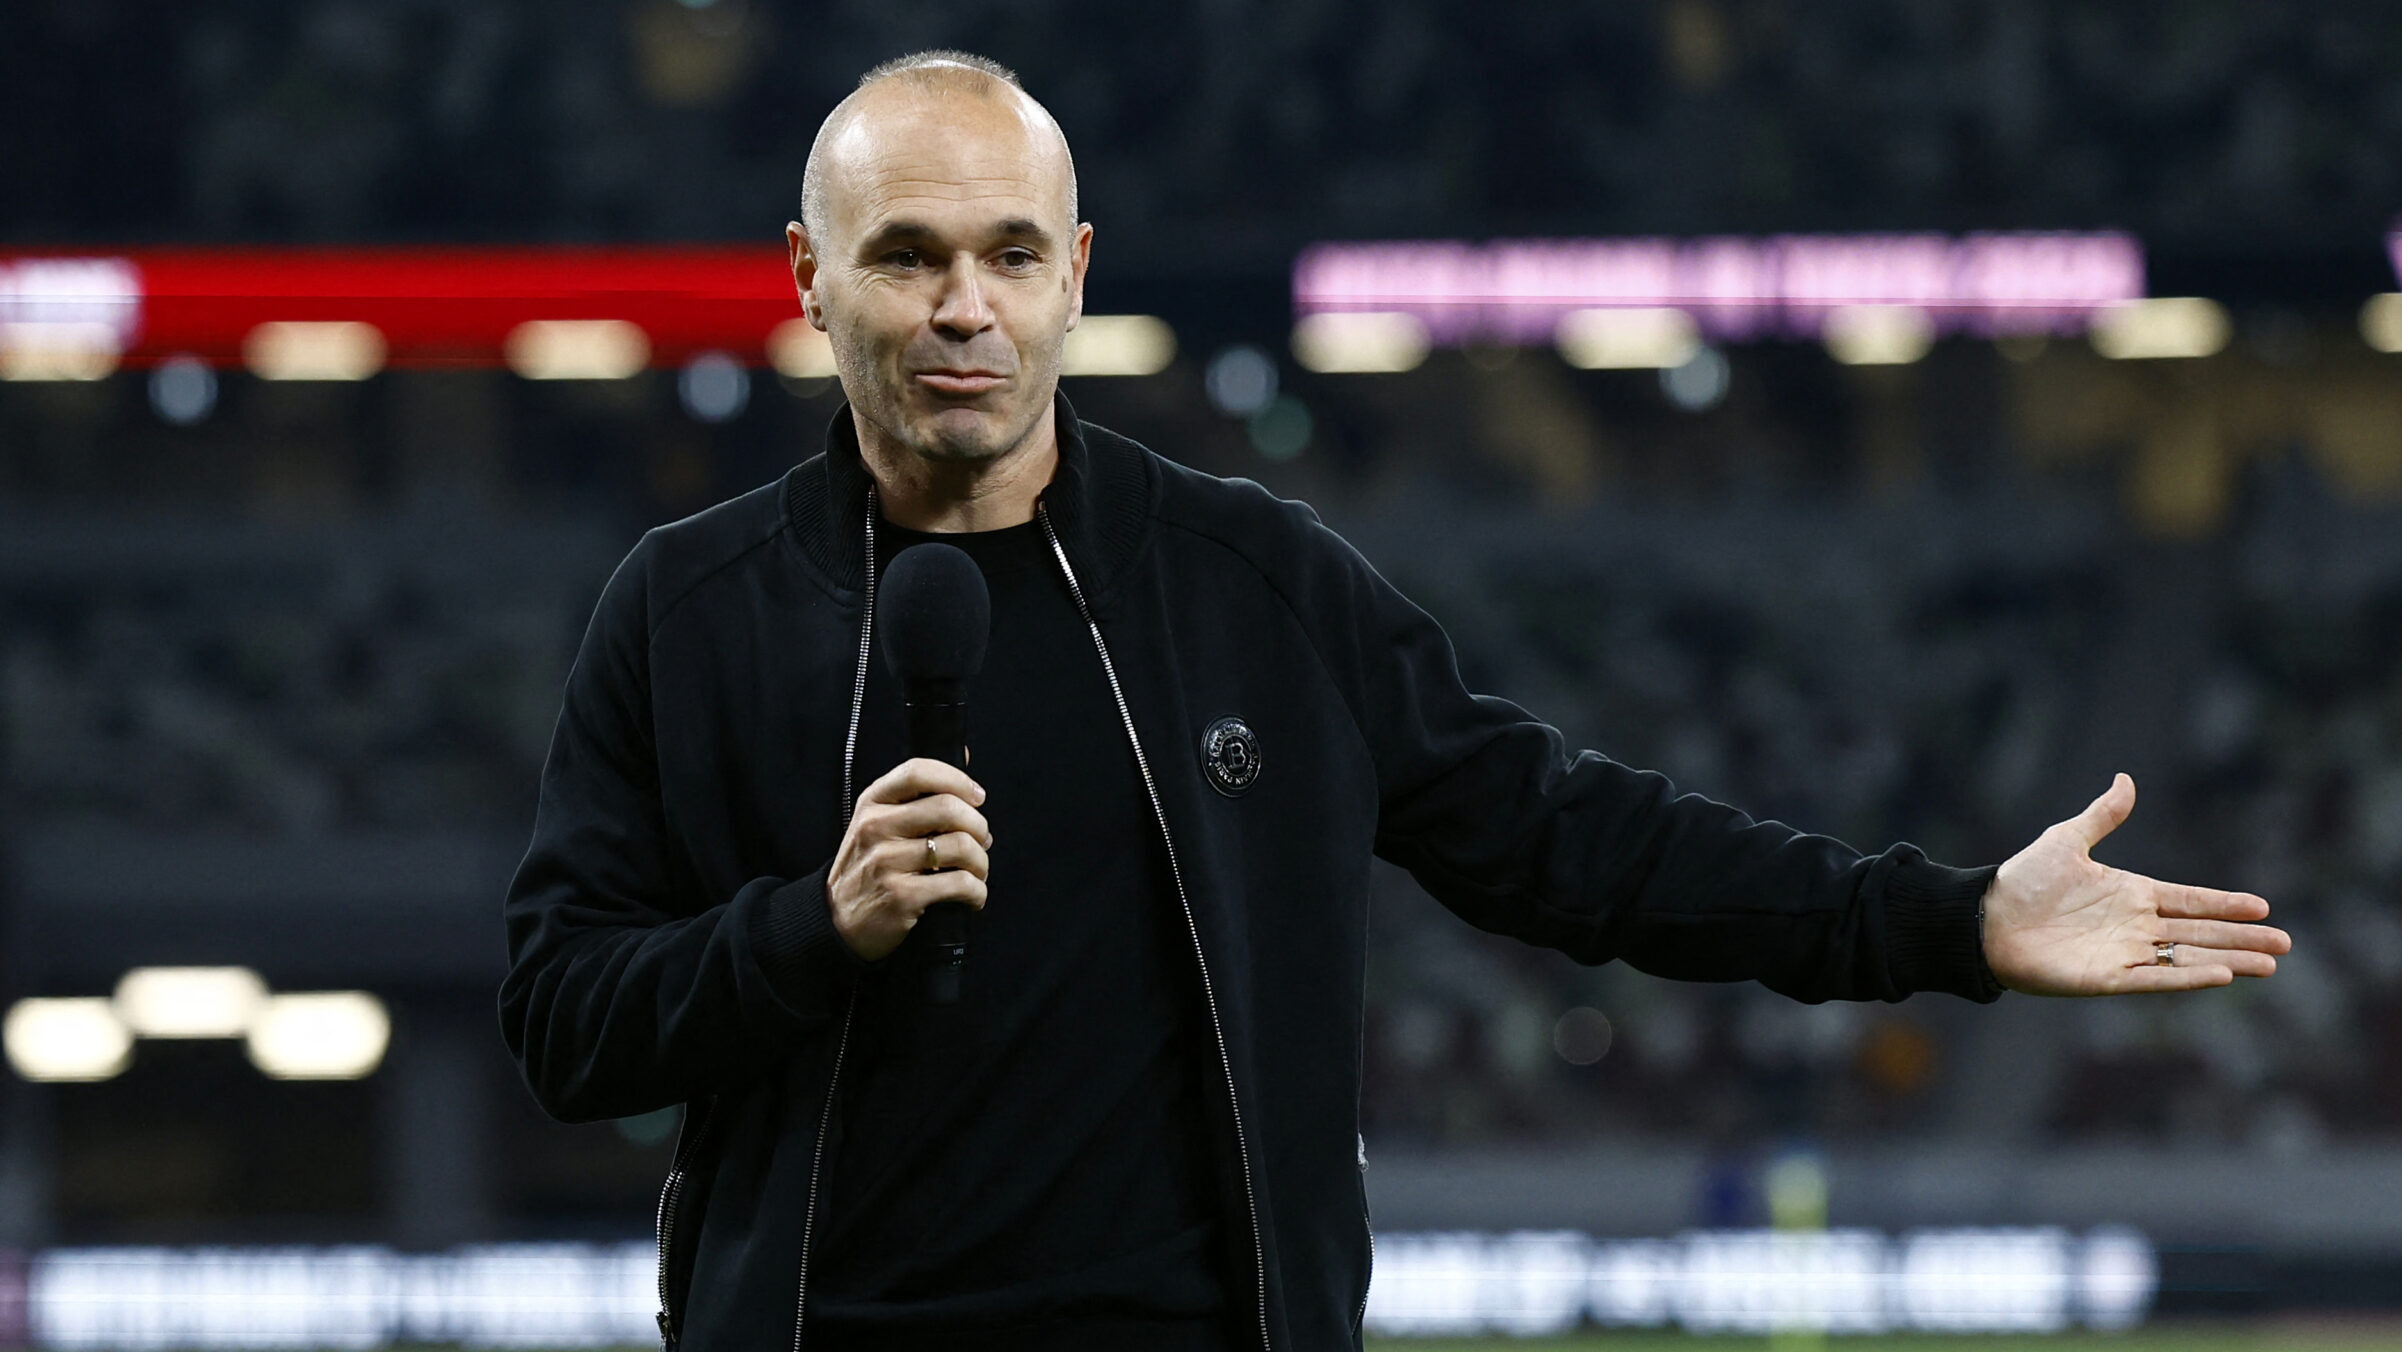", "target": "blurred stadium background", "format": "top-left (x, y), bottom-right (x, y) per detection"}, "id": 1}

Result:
top-left (5, 1), bottom-right (2402, 1346)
